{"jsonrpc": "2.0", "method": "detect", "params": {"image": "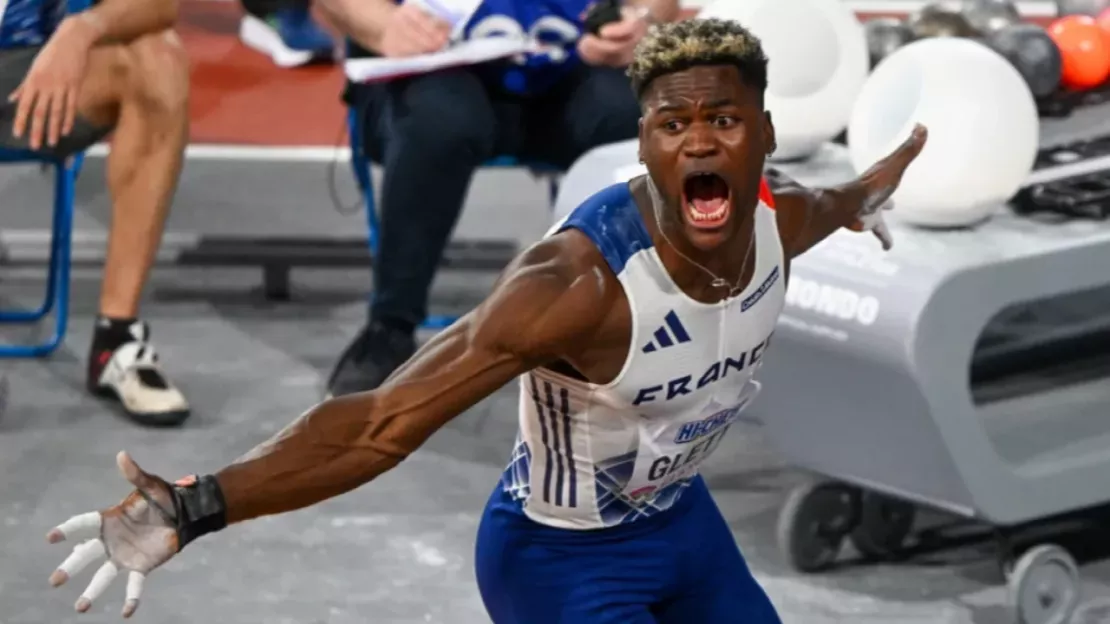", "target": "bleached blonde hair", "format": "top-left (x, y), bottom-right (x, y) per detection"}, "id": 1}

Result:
top-left (627, 18), bottom-right (769, 100)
